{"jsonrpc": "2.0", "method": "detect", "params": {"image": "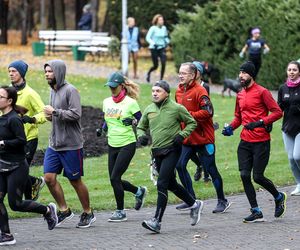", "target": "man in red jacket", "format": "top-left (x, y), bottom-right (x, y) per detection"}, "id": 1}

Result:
top-left (222, 61), bottom-right (286, 223)
top-left (175, 62), bottom-right (231, 213)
